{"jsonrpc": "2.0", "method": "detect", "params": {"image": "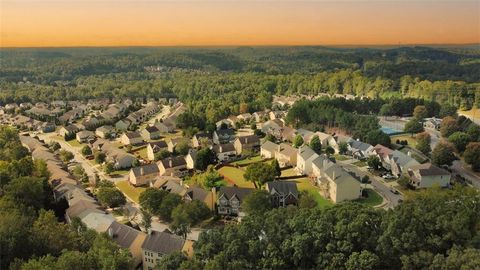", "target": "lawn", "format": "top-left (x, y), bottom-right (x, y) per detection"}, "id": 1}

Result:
top-left (333, 154), bottom-right (349, 161)
top-left (231, 155), bottom-right (264, 166)
top-left (280, 167), bottom-right (298, 177)
top-left (132, 147), bottom-right (148, 160)
top-left (217, 166), bottom-right (254, 188)
top-left (354, 189), bottom-right (384, 207)
top-left (66, 139), bottom-right (83, 148)
top-left (390, 134), bottom-right (417, 148)
top-left (459, 108), bottom-right (480, 121)
top-left (293, 177), bottom-right (333, 208)
top-left (352, 160), bottom-right (367, 167)
top-left (116, 180), bottom-right (146, 204)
